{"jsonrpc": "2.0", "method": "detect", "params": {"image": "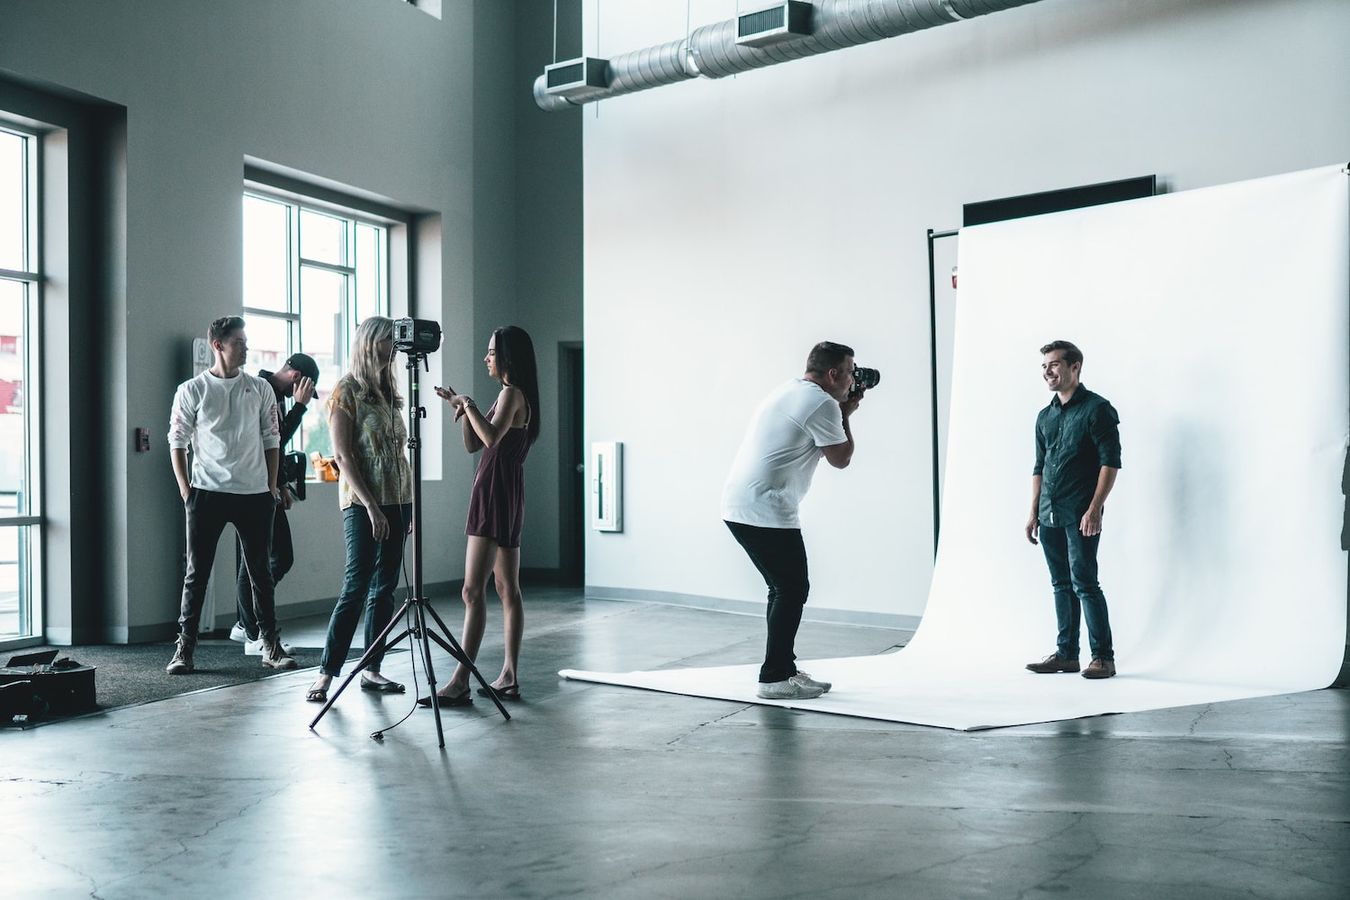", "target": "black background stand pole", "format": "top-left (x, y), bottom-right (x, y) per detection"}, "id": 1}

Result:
top-left (927, 227), bottom-right (958, 559)
top-left (310, 350), bottom-right (509, 747)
